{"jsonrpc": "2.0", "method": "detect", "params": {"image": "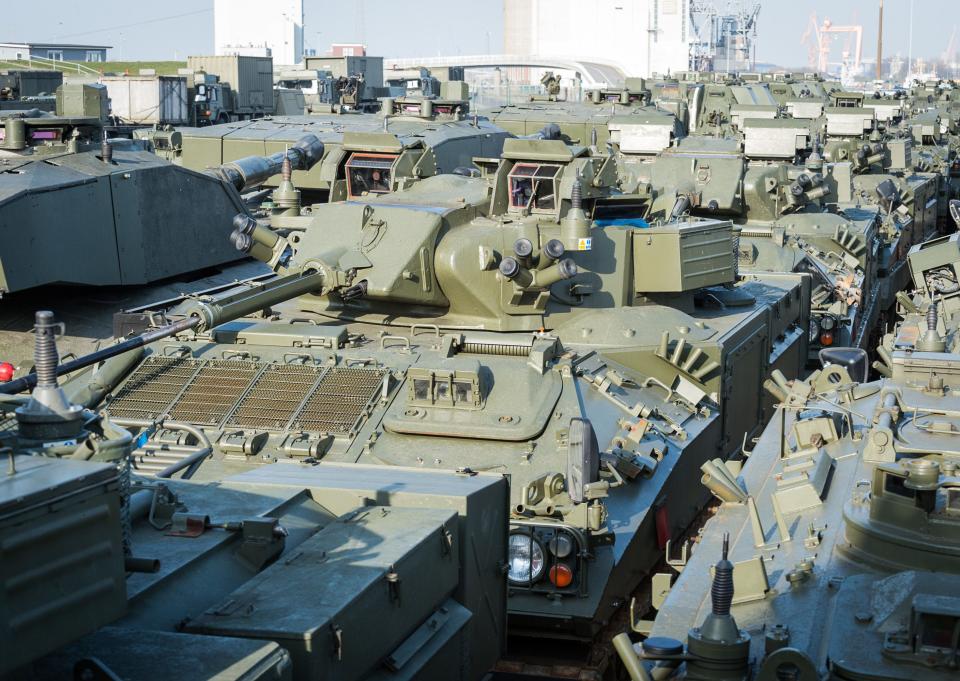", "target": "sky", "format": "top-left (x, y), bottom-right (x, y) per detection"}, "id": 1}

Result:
top-left (3, 1), bottom-right (955, 68)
